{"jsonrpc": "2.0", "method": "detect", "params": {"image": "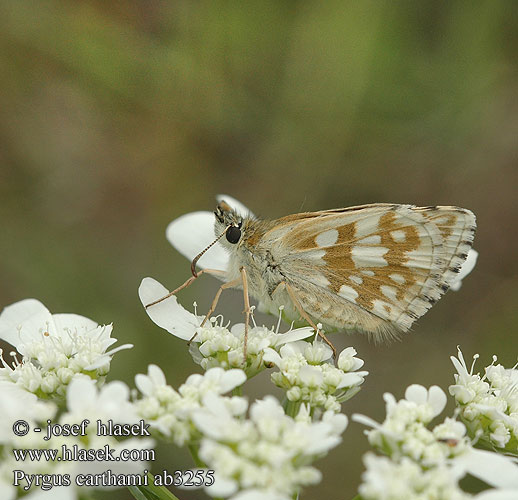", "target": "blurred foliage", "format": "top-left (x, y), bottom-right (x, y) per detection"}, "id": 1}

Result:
top-left (1, 1), bottom-right (517, 499)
